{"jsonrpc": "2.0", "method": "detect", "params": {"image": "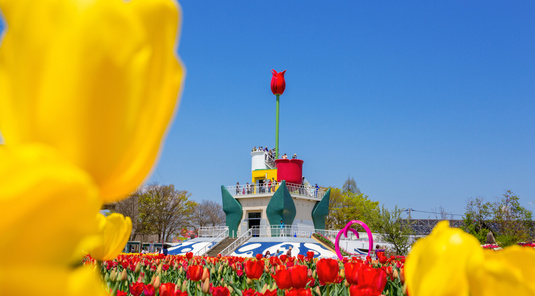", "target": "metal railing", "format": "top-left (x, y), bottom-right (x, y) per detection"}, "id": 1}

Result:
top-left (220, 228), bottom-right (252, 256)
top-left (227, 183), bottom-right (325, 199)
top-left (198, 226), bottom-right (228, 238)
top-left (242, 225), bottom-right (371, 241)
top-left (194, 228), bottom-right (229, 256)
